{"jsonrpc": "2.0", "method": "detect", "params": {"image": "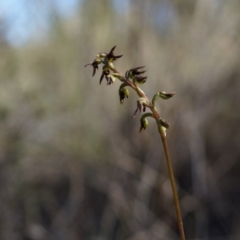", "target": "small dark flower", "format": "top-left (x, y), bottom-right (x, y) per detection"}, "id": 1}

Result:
top-left (99, 68), bottom-right (116, 85)
top-left (125, 67), bottom-right (147, 85)
top-left (106, 46), bottom-right (123, 62)
top-left (84, 59), bottom-right (101, 77)
top-left (132, 98), bottom-right (148, 118)
top-left (125, 66), bottom-right (146, 79)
